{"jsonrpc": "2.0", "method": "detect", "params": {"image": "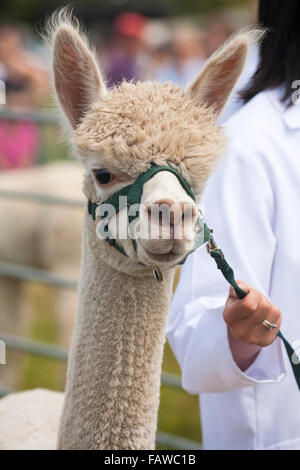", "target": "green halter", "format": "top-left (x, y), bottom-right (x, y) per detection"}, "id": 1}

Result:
top-left (88, 163), bottom-right (300, 391)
